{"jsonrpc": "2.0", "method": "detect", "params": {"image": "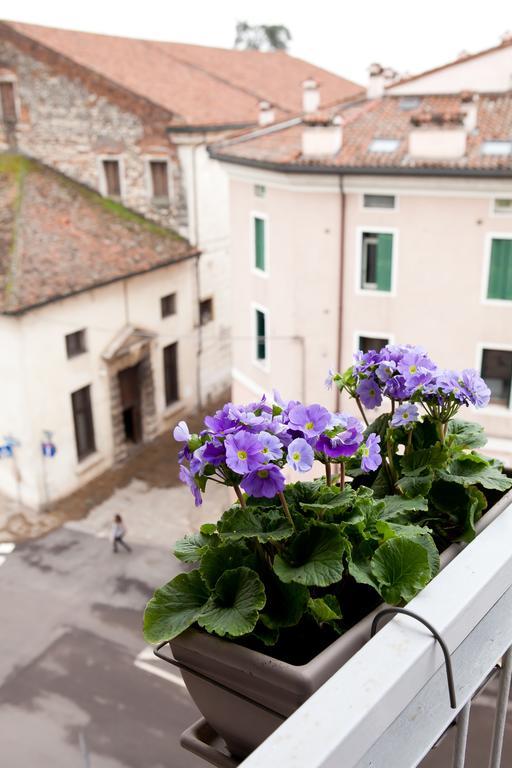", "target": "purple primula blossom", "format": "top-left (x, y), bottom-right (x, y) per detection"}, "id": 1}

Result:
top-left (376, 359), bottom-right (397, 383)
top-left (228, 405), bottom-right (268, 430)
top-left (190, 445), bottom-right (207, 476)
top-left (360, 434), bottom-right (382, 473)
top-left (225, 431), bottom-right (264, 475)
top-left (398, 351), bottom-right (436, 390)
top-left (288, 404), bottom-right (331, 438)
top-left (257, 431), bottom-right (283, 462)
top-left (204, 403), bottom-right (240, 435)
top-left (179, 464), bottom-right (202, 506)
top-left (203, 441), bottom-right (226, 466)
top-left (240, 464), bottom-right (285, 498)
top-left (430, 369), bottom-right (463, 399)
top-left (357, 377), bottom-right (382, 409)
top-left (390, 402), bottom-right (420, 429)
top-left (287, 437), bottom-right (315, 472)
top-left (383, 374), bottom-right (409, 401)
top-left (324, 367), bottom-right (335, 390)
top-left (173, 420), bottom-right (191, 442)
top-left (316, 414), bottom-right (364, 458)
top-left (460, 369), bottom-right (491, 408)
